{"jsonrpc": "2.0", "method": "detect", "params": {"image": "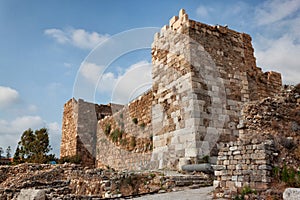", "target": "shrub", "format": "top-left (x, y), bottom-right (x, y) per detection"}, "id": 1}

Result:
top-left (234, 186), bottom-right (257, 200)
top-left (279, 137), bottom-right (295, 150)
top-left (120, 138), bottom-right (128, 146)
top-left (104, 124), bottom-right (111, 135)
top-left (130, 137), bottom-right (136, 148)
top-left (272, 164), bottom-right (300, 187)
top-left (110, 129), bottom-right (123, 143)
top-left (202, 155), bottom-right (210, 163)
top-left (132, 118), bottom-right (138, 124)
top-left (140, 123), bottom-right (146, 128)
